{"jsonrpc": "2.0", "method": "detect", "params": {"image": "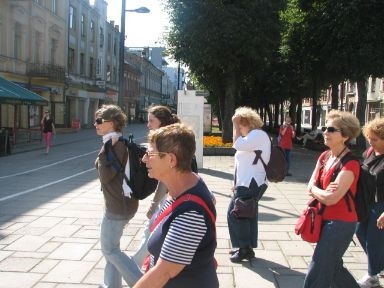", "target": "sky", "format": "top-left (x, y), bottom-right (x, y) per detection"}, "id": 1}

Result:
top-left (106, 0), bottom-right (170, 48)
